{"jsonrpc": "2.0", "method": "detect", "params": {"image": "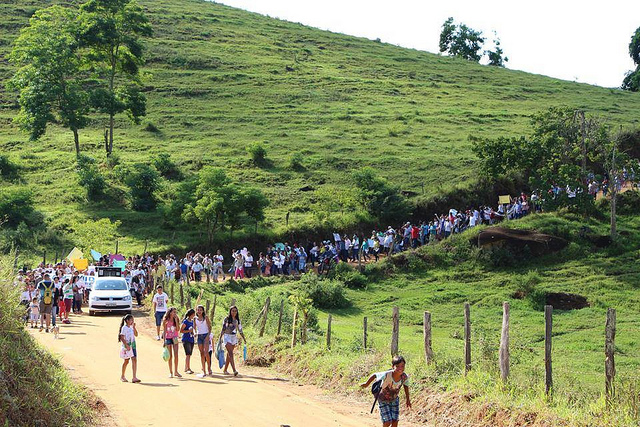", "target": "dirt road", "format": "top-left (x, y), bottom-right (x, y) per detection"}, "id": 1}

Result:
top-left (30, 310), bottom-right (419, 427)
